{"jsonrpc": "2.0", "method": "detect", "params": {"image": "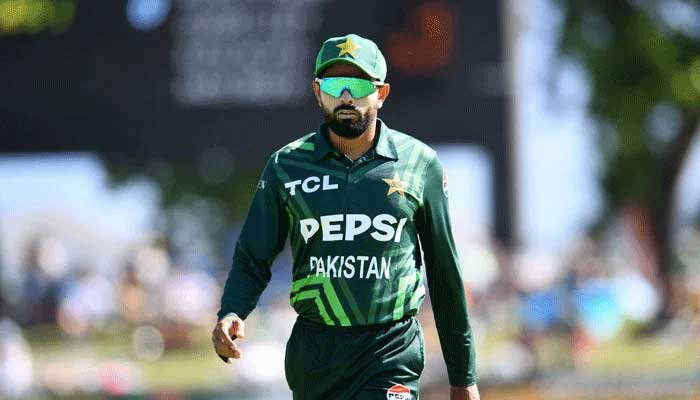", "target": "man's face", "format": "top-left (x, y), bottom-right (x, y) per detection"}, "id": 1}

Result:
top-left (312, 63), bottom-right (390, 138)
